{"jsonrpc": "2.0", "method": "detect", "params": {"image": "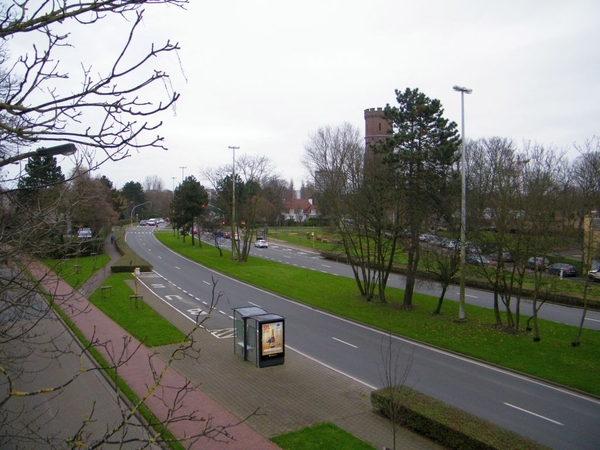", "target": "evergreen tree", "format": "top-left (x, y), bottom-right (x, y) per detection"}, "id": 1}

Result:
top-left (120, 181), bottom-right (146, 220)
top-left (171, 175), bottom-right (208, 246)
top-left (16, 154), bottom-right (66, 207)
top-left (377, 87), bottom-right (460, 308)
